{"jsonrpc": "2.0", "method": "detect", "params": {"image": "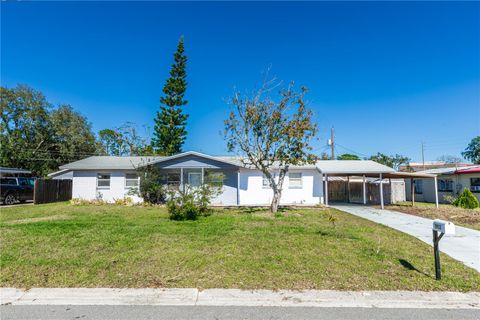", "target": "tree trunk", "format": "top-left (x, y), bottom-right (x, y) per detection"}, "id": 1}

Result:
top-left (271, 189), bottom-right (281, 213)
